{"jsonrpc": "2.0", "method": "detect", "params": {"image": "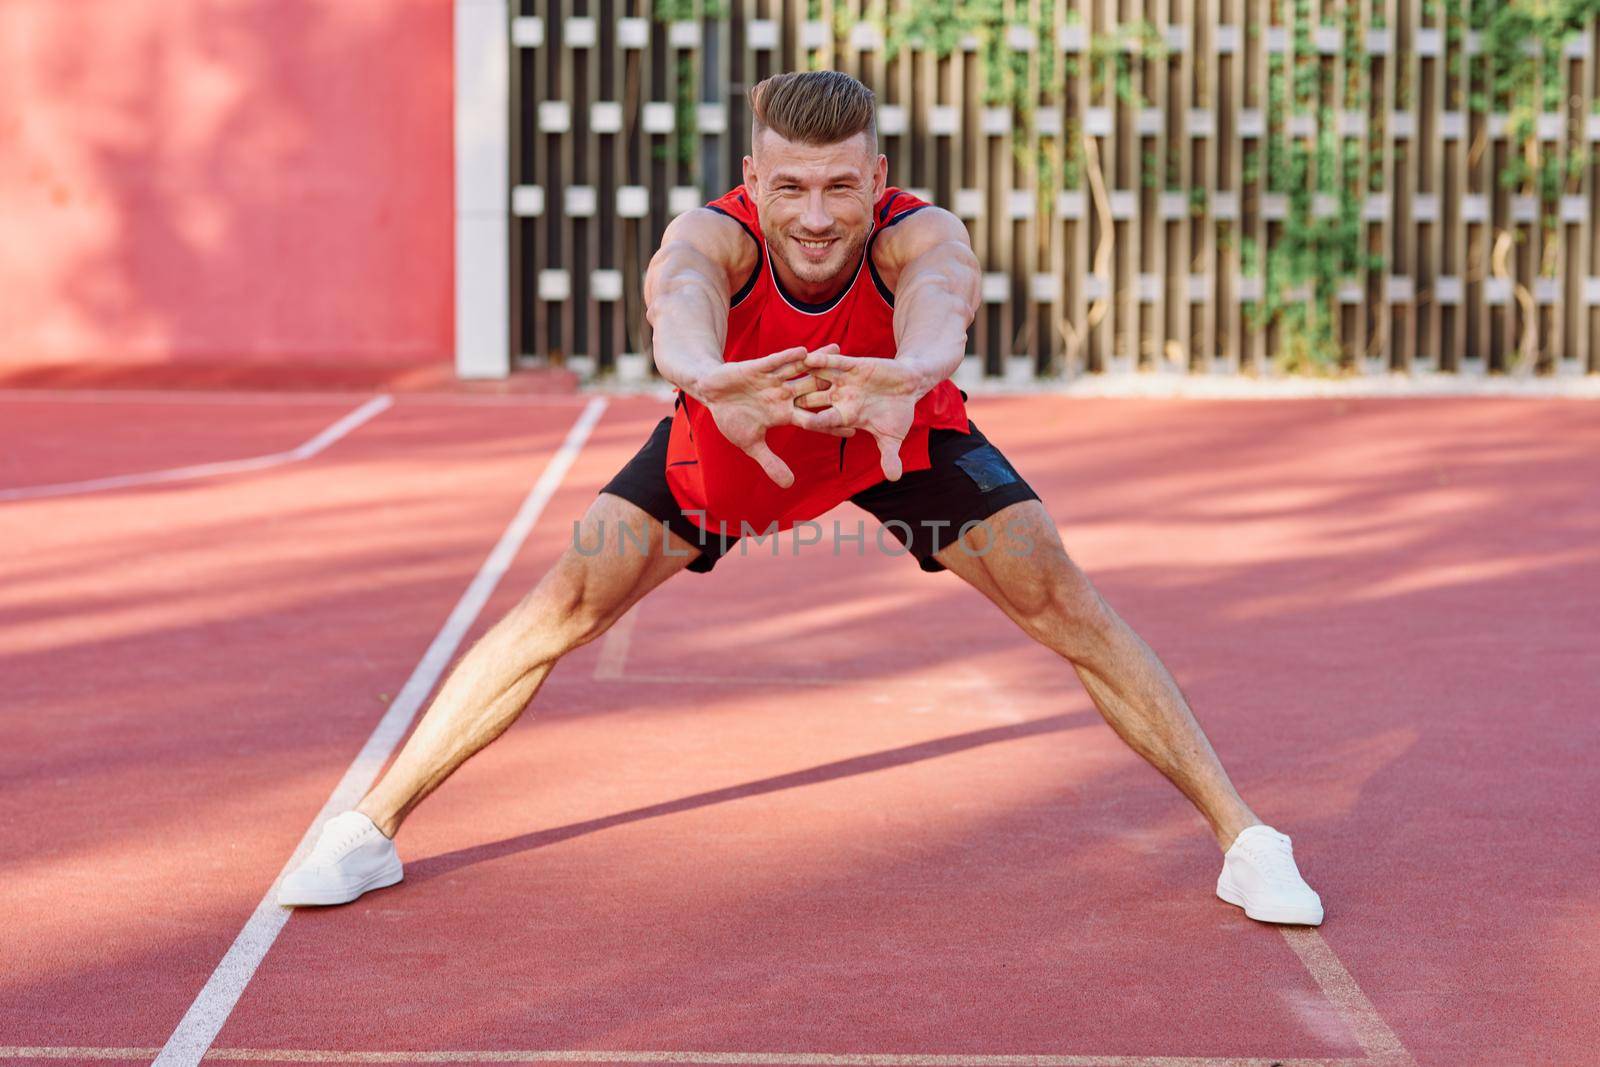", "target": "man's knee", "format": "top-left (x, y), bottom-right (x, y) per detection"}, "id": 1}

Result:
top-left (1008, 557), bottom-right (1114, 660)
top-left (509, 552), bottom-right (620, 659)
